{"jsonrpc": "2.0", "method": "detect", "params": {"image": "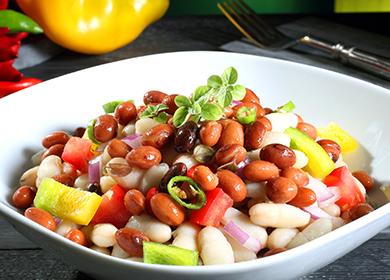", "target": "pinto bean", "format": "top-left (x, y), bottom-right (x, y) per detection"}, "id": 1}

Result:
top-left (260, 144), bottom-right (296, 169)
top-left (142, 124), bottom-right (174, 149)
top-left (199, 121), bottom-right (222, 147)
top-left (256, 117), bottom-right (272, 131)
top-left (114, 101), bottom-right (137, 125)
top-left (41, 144), bottom-right (65, 160)
top-left (214, 144), bottom-right (246, 166)
top-left (352, 170), bottom-right (374, 192)
top-left (162, 94), bottom-right (178, 115)
top-left (12, 186), bottom-right (36, 209)
top-left (42, 131), bottom-right (69, 149)
top-left (243, 160), bottom-right (279, 182)
top-left (288, 187), bottom-right (316, 208)
top-left (124, 189), bottom-right (145, 215)
top-left (193, 165), bottom-right (219, 191)
top-left (242, 88), bottom-right (260, 104)
top-left (107, 139), bottom-right (131, 158)
top-left (280, 167), bottom-right (309, 187)
top-left (24, 207), bottom-right (56, 231)
top-left (297, 122), bottom-right (317, 140)
top-left (126, 146), bottom-right (162, 169)
top-left (244, 121), bottom-right (267, 150)
top-left (218, 120), bottom-right (244, 147)
top-left (266, 177), bottom-right (298, 203)
top-left (217, 170), bottom-right (247, 202)
top-left (94, 115), bottom-right (118, 142)
top-left (115, 227), bottom-right (150, 257)
top-left (317, 139), bottom-right (341, 162)
top-left (150, 193), bottom-right (185, 226)
top-left (143, 90), bottom-right (167, 104)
